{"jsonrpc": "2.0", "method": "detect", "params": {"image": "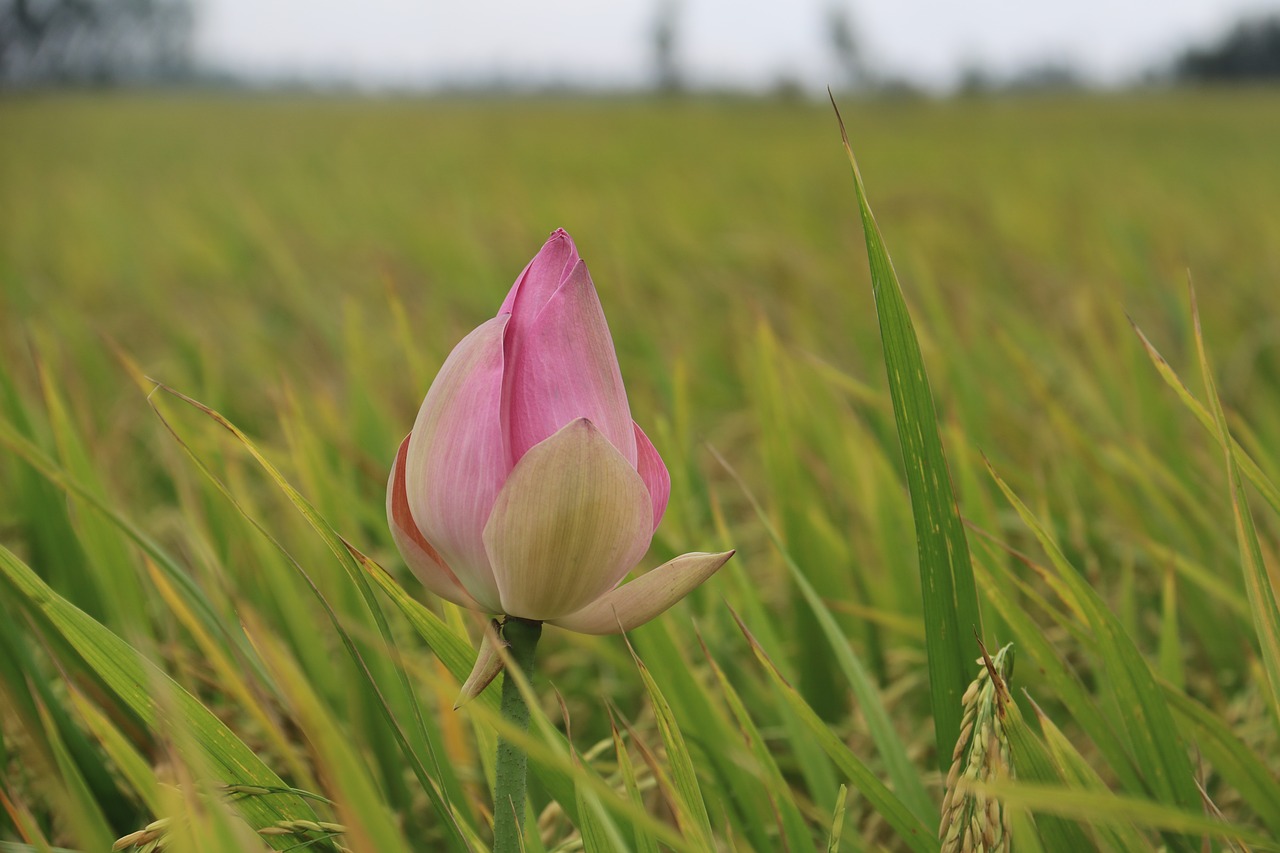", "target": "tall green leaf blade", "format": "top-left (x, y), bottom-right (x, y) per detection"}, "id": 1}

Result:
top-left (610, 723), bottom-right (660, 853)
top-left (832, 97), bottom-right (983, 769)
top-left (1130, 318), bottom-right (1280, 516)
top-left (1031, 701), bottom-right (1151, 851)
